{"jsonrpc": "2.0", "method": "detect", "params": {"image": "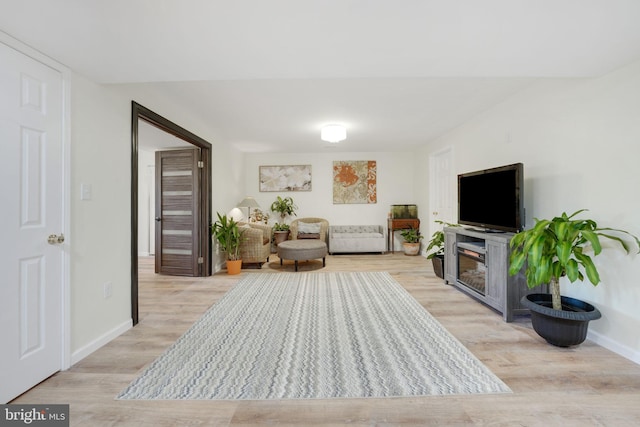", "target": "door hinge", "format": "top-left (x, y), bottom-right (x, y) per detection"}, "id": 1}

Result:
top-left (197, 161), bottom-right (204, 168)
top-left (198, 257), bottom-right (204, 264)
